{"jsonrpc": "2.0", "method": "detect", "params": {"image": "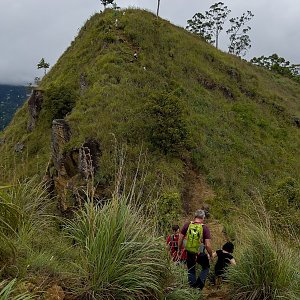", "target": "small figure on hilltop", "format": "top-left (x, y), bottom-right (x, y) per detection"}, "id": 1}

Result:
top-left (212, 241), bottom-right (236, 287)
top-left (166, 225), bottom-right (187, 263)
top-left (178, 209), bottom-right (213, 289)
